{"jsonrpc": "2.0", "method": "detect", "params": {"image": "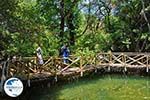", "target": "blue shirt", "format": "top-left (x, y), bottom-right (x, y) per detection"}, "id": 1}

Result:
top-left (61, 46), bottom-right (69, 57)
